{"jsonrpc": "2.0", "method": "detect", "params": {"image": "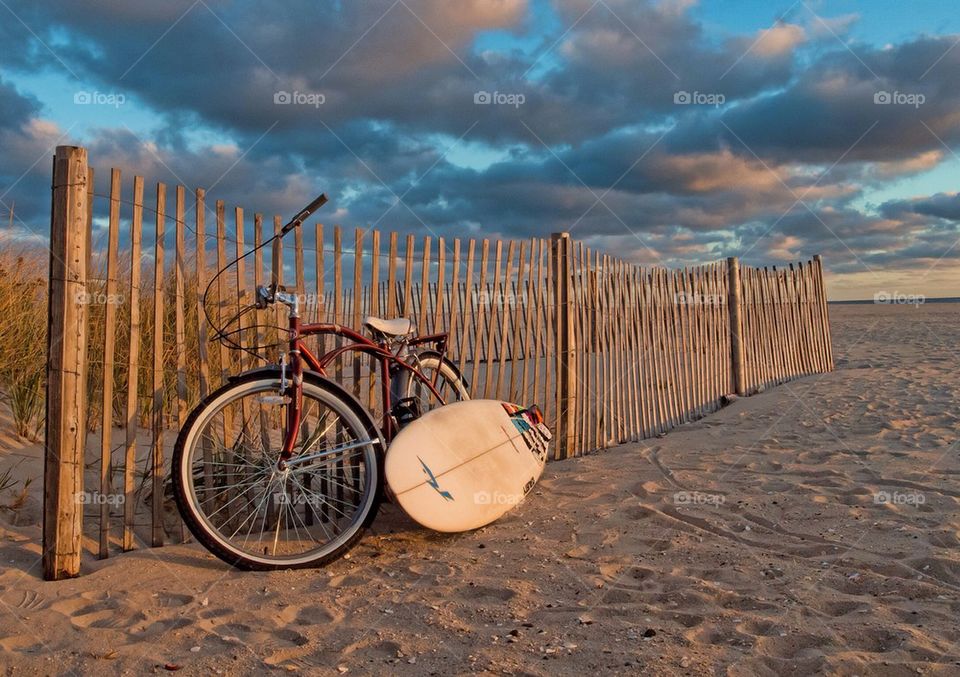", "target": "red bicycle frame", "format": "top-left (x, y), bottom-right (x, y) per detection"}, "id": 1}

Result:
top-left (278, 313), bottom-right (452, 460)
